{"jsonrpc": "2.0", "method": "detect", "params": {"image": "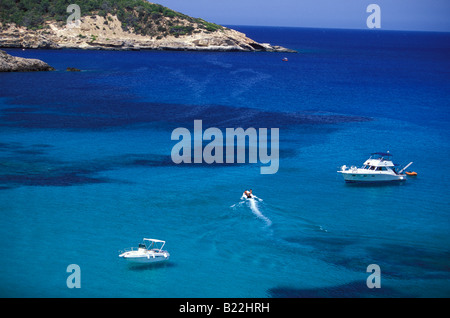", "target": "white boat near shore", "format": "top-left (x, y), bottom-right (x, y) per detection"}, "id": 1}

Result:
top-left (338, 152), bottom-right (413, 183)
